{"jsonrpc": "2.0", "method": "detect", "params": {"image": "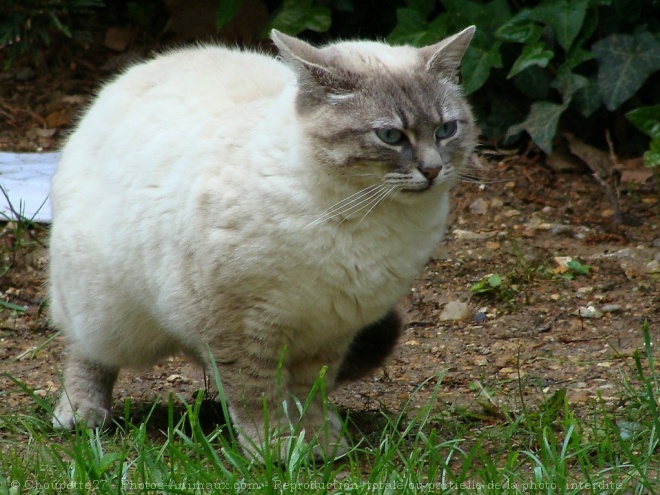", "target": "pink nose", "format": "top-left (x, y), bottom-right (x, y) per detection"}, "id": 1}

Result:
top-left (418, 165), bottom-right (441, 181)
